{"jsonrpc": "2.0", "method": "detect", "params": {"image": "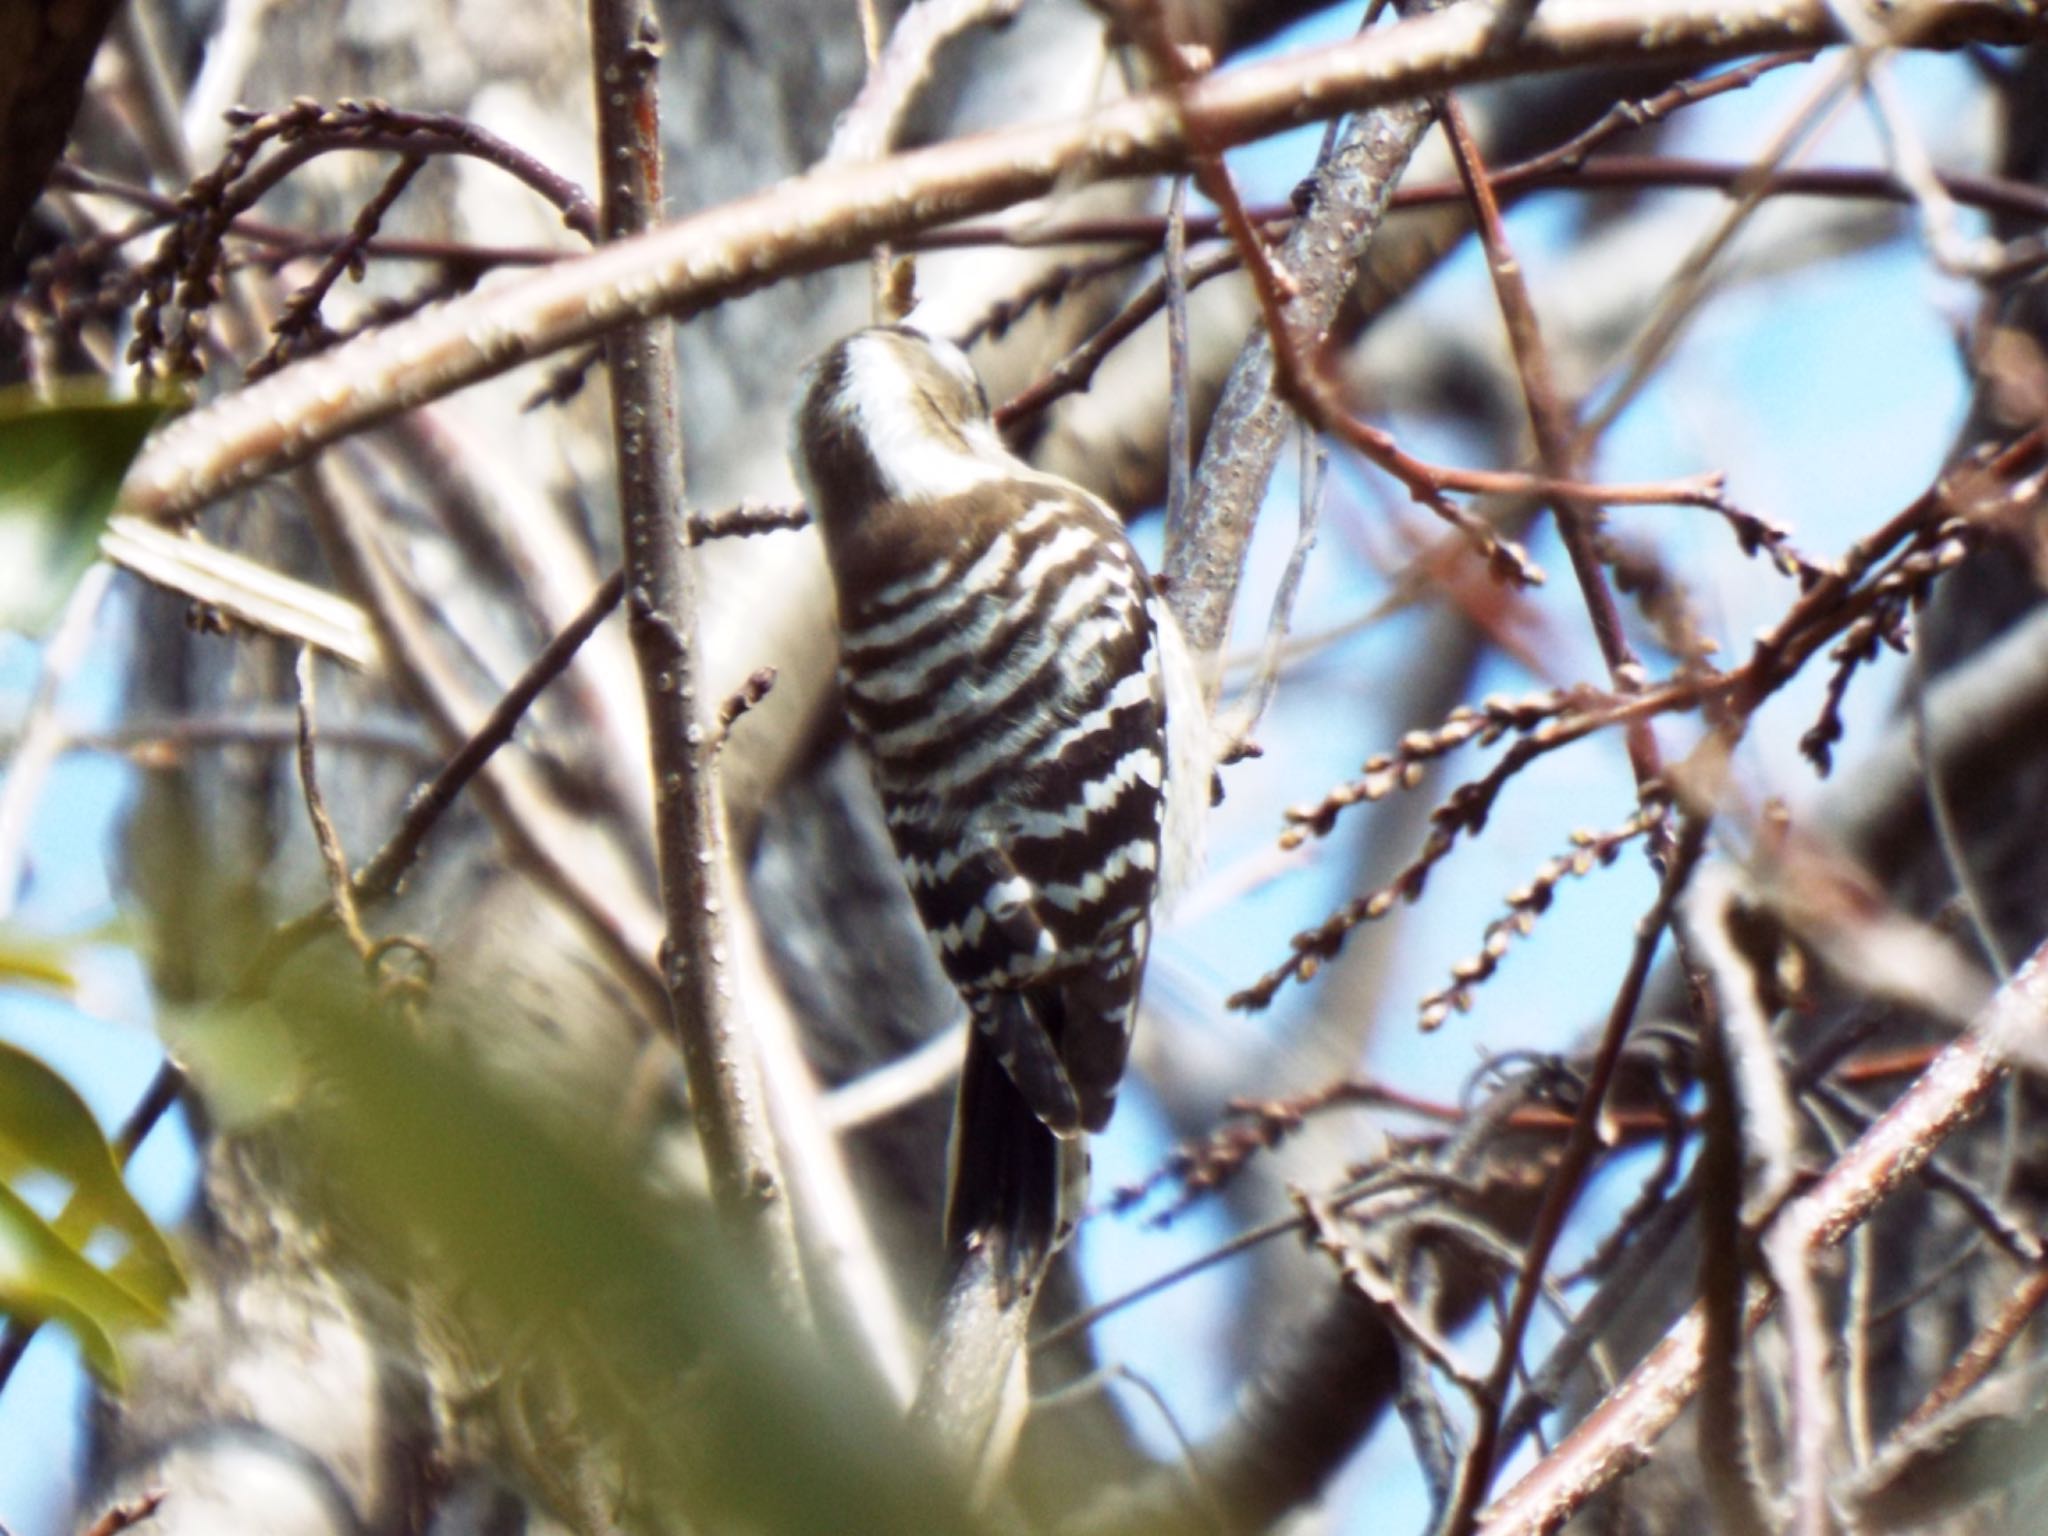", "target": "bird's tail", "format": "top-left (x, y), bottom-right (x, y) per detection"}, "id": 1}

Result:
top-left (944, 1020), bottom-right (1088, 1305)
